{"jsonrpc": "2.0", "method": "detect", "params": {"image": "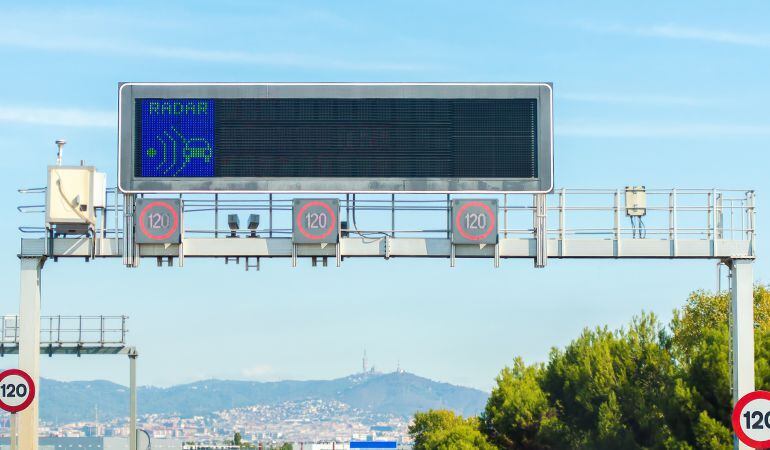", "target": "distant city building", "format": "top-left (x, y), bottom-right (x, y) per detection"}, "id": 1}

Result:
top-left (0, 437), bottom-right (185, 450)
top-left (182, 445), bottom-right (238, 450)
top-left (293, 443), bottom-right (408, 450)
